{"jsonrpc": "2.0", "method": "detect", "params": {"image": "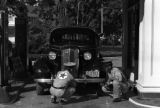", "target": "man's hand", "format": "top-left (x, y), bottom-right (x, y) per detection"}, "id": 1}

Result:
top-left (106, 81), bottom-right (113, 85)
